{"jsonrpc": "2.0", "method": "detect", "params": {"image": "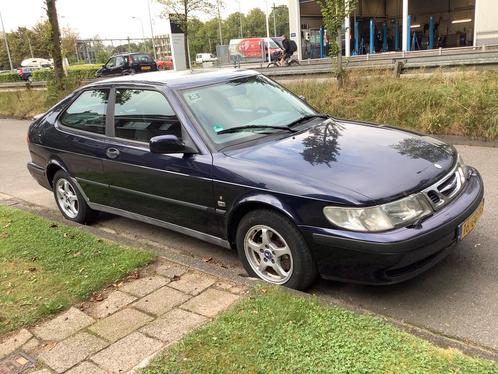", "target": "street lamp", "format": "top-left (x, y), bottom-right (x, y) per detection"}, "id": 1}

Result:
top-left (146, 0), bottom-right (157, 59)
top-left (0, 10), bottom-right (13, 71)
top-left (132, 16), bottom-right (146, 42)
